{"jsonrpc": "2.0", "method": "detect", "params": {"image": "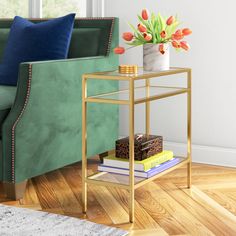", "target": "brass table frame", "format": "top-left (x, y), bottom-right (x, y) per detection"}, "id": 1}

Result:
top-left (82, 67), bottom-right (192, 223)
